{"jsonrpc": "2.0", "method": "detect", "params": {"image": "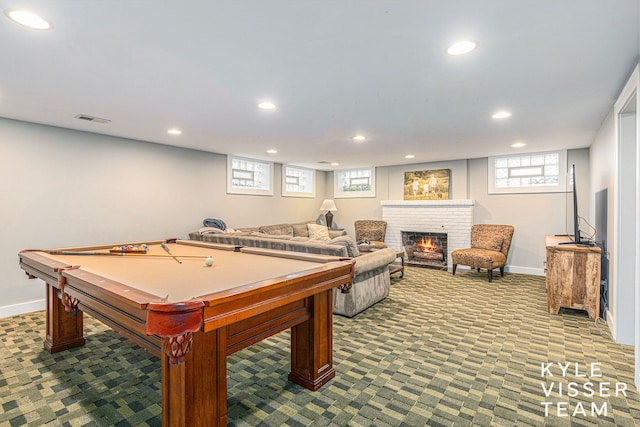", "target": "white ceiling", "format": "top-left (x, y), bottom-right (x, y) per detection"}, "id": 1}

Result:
top-left (1, 1), bottom-right (638, 170)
